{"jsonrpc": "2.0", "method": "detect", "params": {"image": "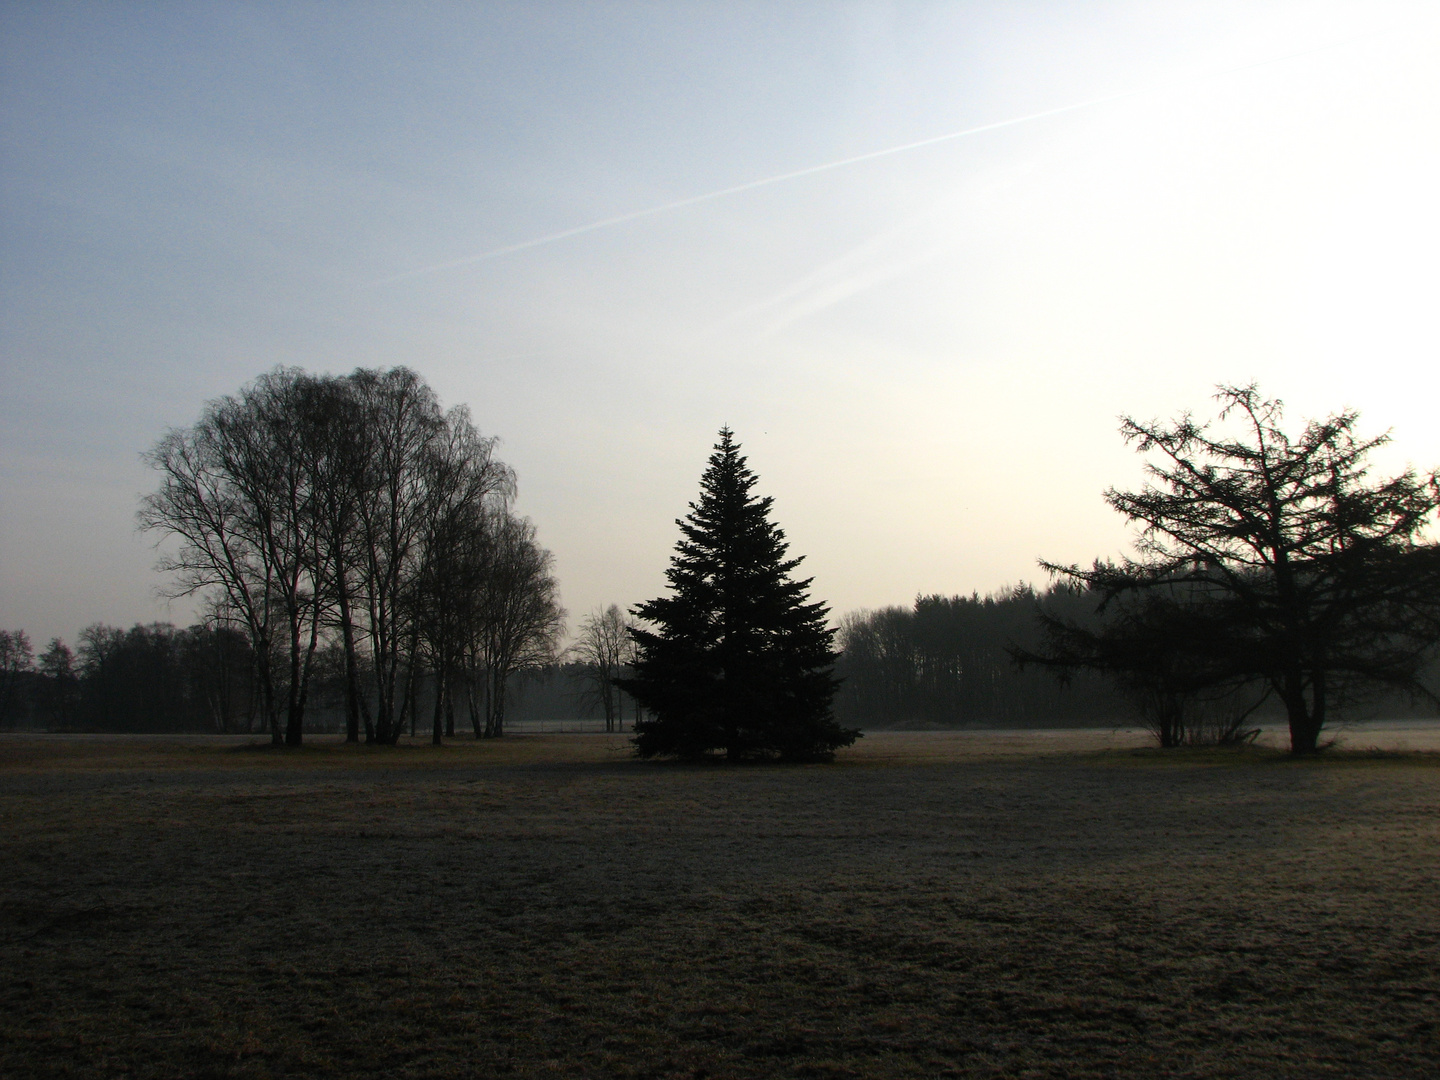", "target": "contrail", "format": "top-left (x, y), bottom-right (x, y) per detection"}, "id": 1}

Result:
top-left (375, 92), bottom-right (1134, 285)
top-left (374, 29), bottom-right (1396, 285)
